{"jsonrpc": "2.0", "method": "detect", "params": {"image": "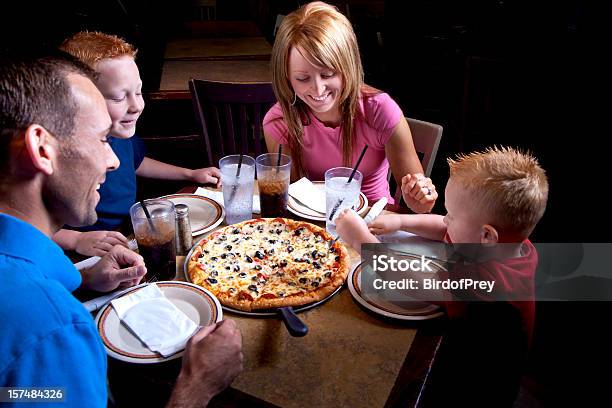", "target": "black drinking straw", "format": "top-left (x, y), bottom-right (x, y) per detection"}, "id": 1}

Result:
top-left (328, 145), bottom-right (369, 221)
top-left (140, 200), bottom-right (157, 232)
top-left (276, 144), bottom-right (283, 173)
top-left (236, 154), bottom-right (244, 178)
top-left (348, 144), bottom-right (368, 183)
top-left (228, 154), bottom-right (244, 202)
